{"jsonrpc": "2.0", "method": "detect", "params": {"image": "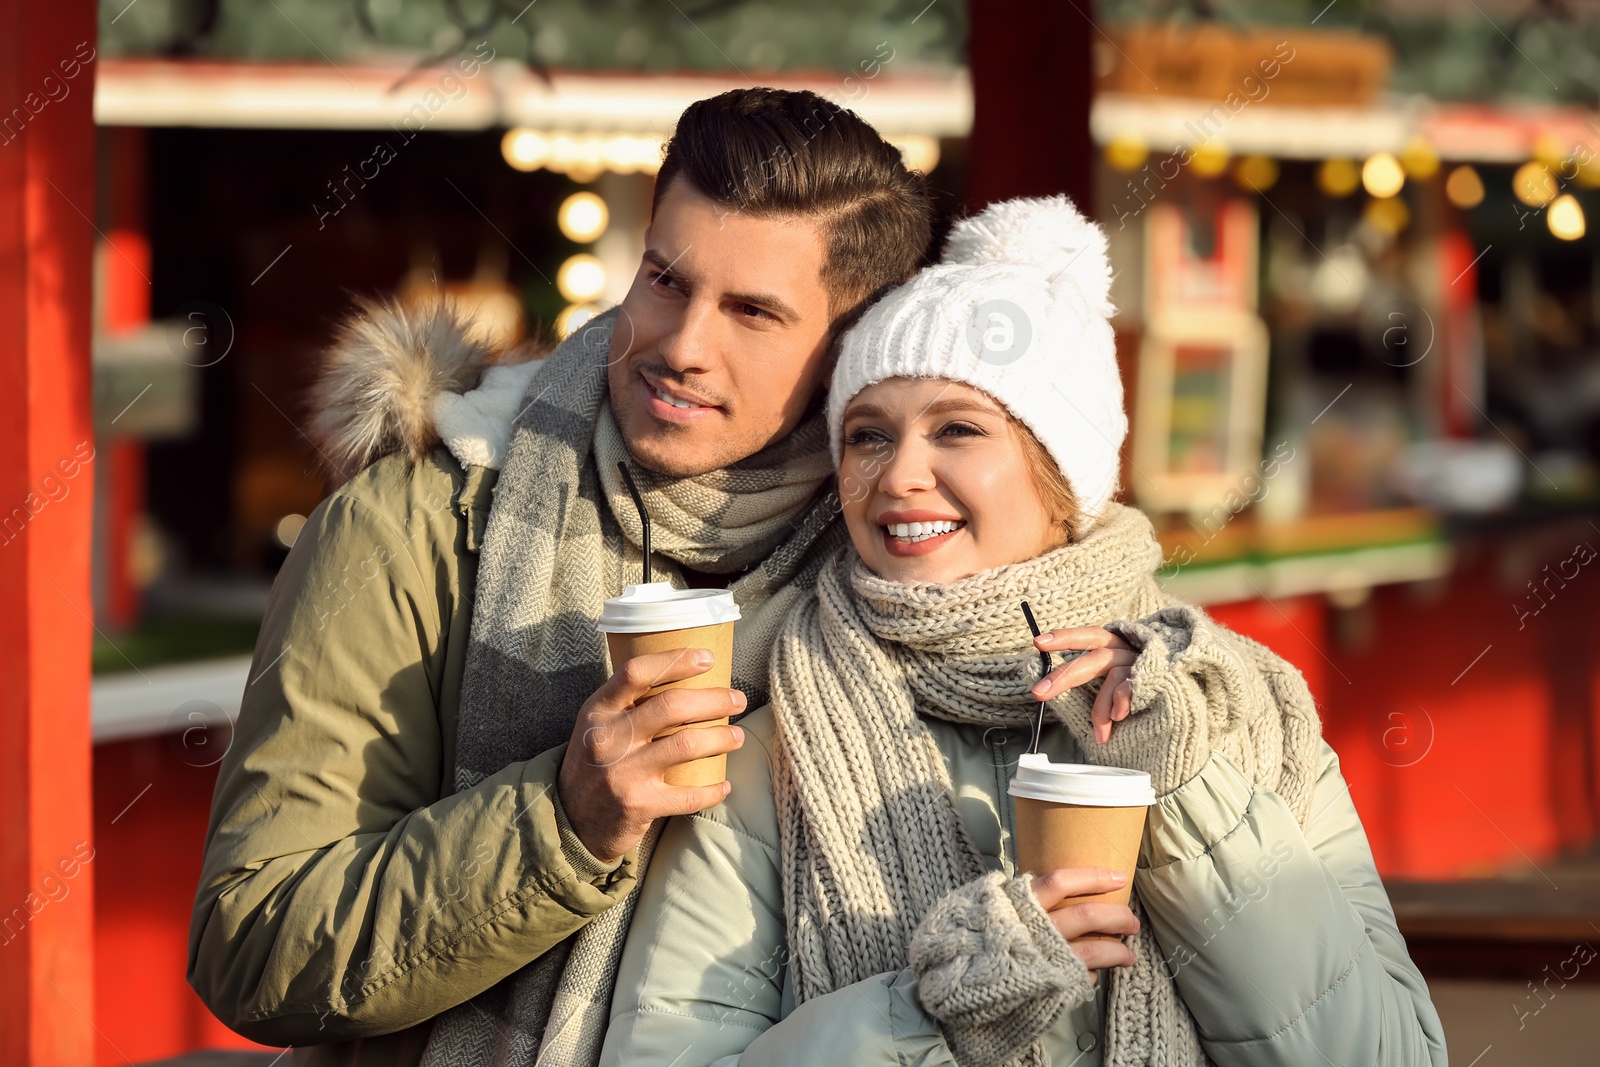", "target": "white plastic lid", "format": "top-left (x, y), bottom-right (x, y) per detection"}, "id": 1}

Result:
top-left (1007, 752), bottom-right (1155, 806)
top-left (596, 582), bottom-right (742, 634)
